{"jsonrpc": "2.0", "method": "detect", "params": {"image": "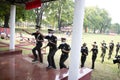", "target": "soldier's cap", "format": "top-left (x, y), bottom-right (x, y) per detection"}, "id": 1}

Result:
top-left (61, 38), bottom-right (66, 41)
top-left (48, 29), bottom-right (54, 33)
top-left (94, 42), bottom-right (96, 44)
top-left (83, 43), bottom-right (86, 46)
top-left (36, 25), bottom-right (41, 29)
